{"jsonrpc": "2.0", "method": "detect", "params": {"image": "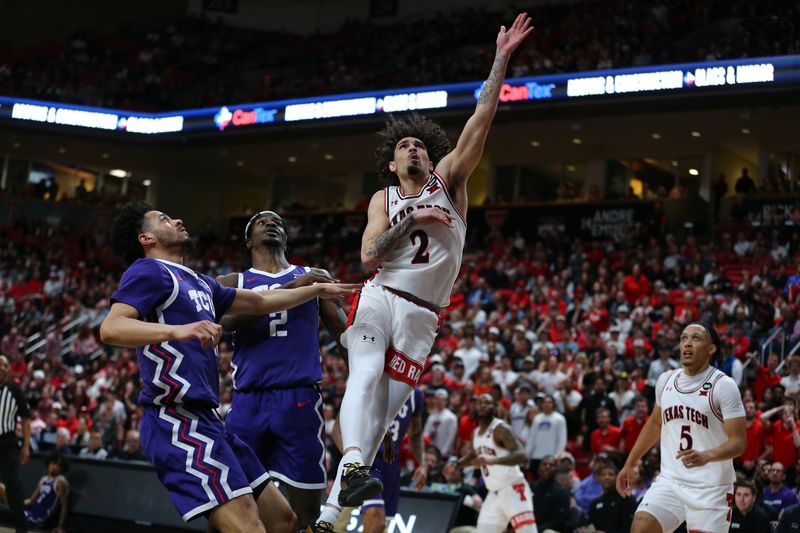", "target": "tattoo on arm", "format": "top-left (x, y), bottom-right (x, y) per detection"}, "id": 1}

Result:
top-left (477, 54), bottom-right (507, 104)
top-left (365, 215), bottom-right (415, 260)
